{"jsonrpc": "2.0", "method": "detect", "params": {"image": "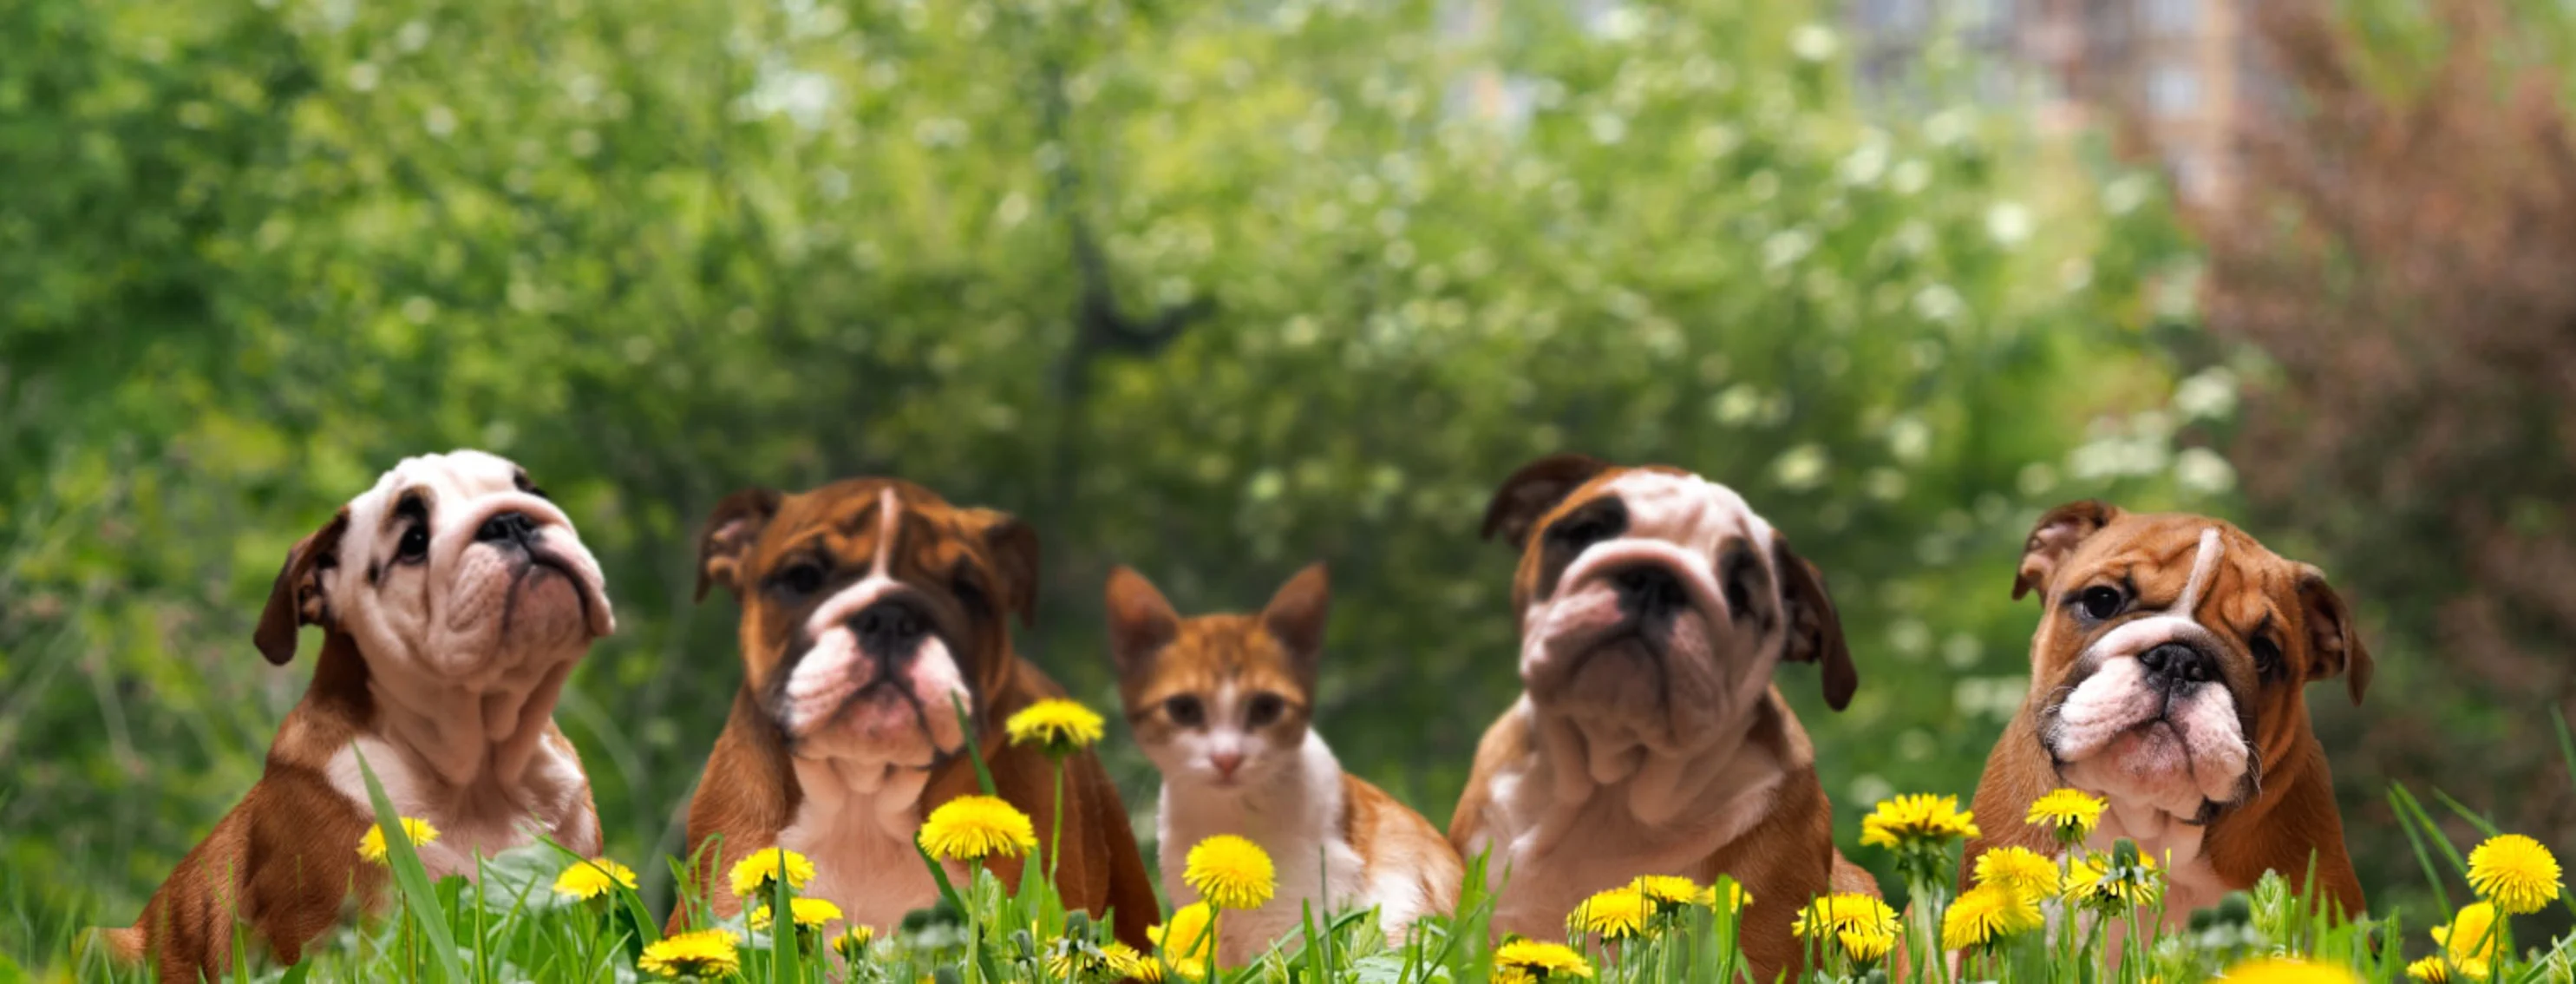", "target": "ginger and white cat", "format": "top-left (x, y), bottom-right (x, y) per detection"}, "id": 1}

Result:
top-left (1105, 562), bottom-right (1462, 965)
